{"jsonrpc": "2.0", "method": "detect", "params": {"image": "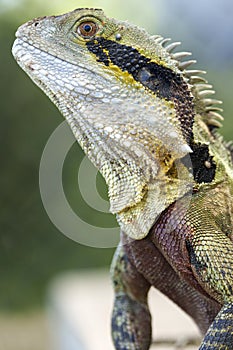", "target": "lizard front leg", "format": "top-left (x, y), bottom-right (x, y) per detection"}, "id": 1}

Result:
top-left (187, 231), bottom-right (233, 349)
top-left (111, 242), bottom-right (152, 350)
top-left (199, 303), bottom-right (233, 350)
top-left (124, 231), bottom-right (220, 336)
